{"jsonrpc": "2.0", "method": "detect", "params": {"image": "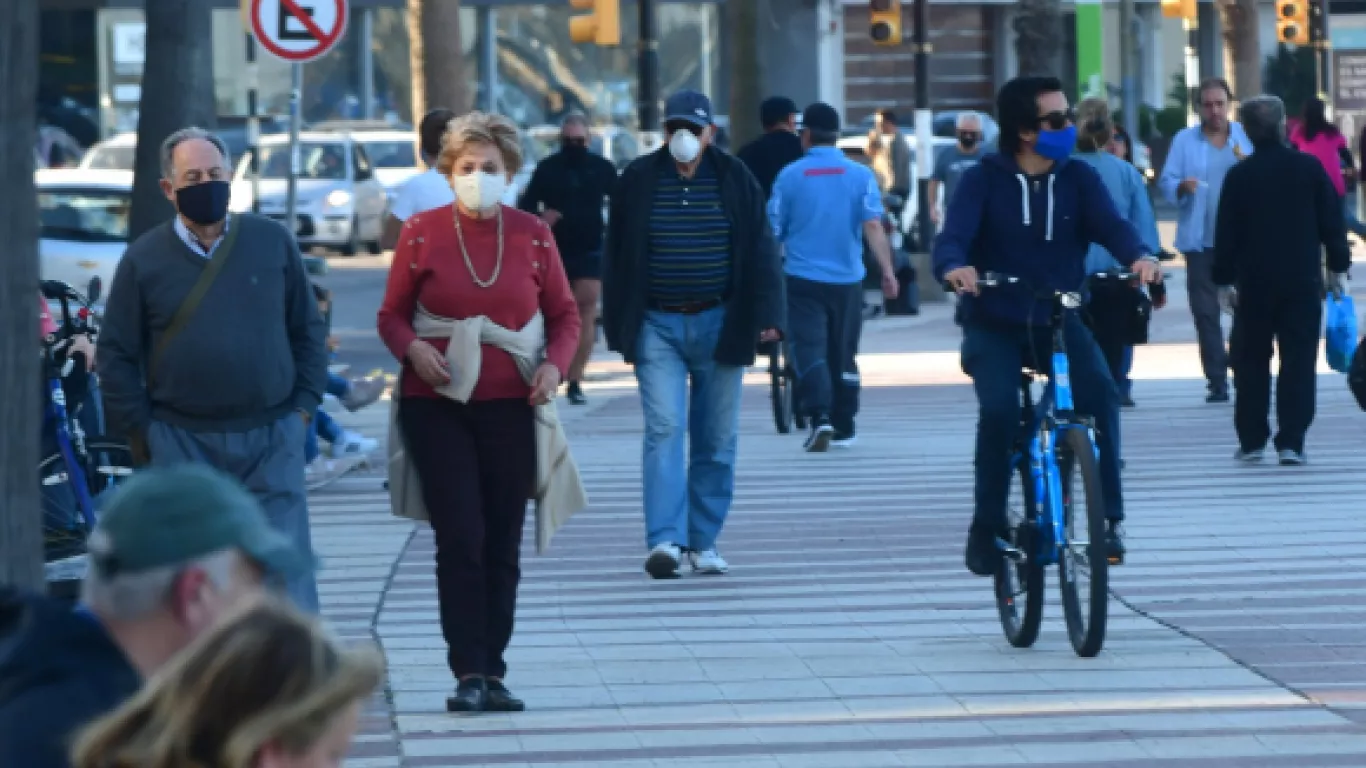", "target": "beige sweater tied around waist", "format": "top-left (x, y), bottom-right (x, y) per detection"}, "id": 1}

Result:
top-left (386, 305), bottom-right (588, 553)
